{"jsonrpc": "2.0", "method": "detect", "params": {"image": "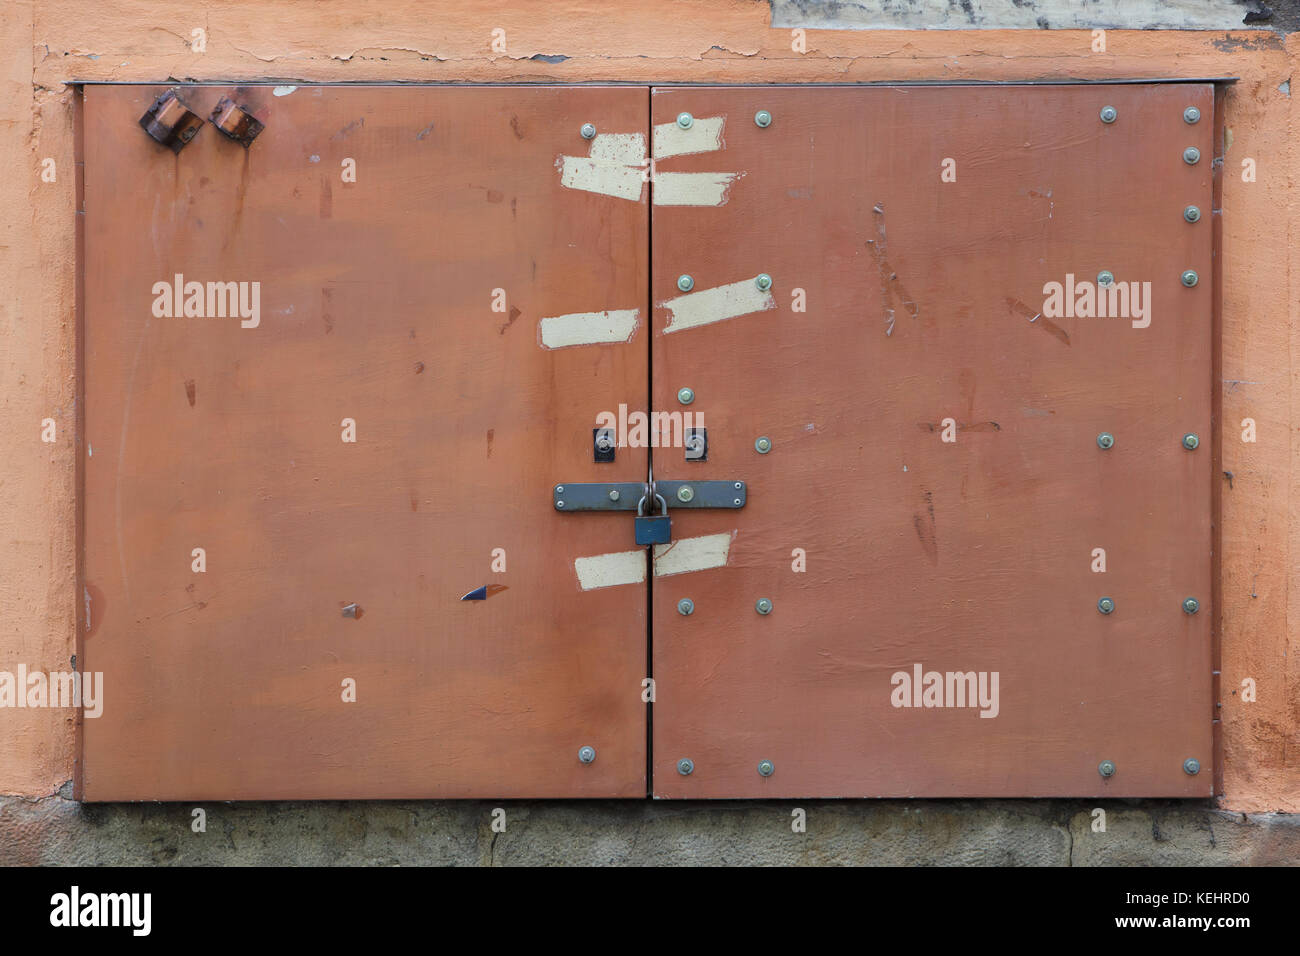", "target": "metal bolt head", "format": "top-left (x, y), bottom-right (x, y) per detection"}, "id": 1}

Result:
top-left (1098, 597), bottom-right (1115, 615)
top-left (1183, 146), bottom-right (1201, 165)
top-left (1184, 205), bottom-right (1201, 223)
top-left (1097, 432), bottom-right (1115, 450)
top-left (556, 500), bottom-right (565, 509)
top-left (676, 485), bottom-right (695, 503)
top-left (578, 745), bottom-right (596, 764)
top-left (580, 123), bottom-right (596, 140)
top-left (677, 757), bottom-right (694, 775)
top-left (754, 109), bottom-right (772, 128)
top-left (677, 386), bottom-right (695, 405)
top-left (1182, 433), bottom-right (1200, 451)
top-left (1184, 757), bottom-right (1201, 775)
top-left (1098, 759), bottom-right (1117, 778)
top-left (757, 760), bottom-right (775, 777)
top-left (1181, 270), bottom-right (1199, 288)
top-left (1184, 106), bottom-right (1201, 125)
top-left (755, 436), bottom-right (772, 454)
top-left (1096, 270), bottom-right (1115, 288)
top-left (755, 273), bottom-right (773, 292)
top-left (676, 112), bottom-right (693, 130)
top-left (677, 598), bottom-right (695, 616)
top-left (756, 598), bottom-right (773, 615)
top-left (1099, 105), bottom-right (1118, 124)
top-left (677, 274), bottom-right (694, 293)
top-left (608, 489), bottom-right (620, 501)
top-left (555, 485), bottom-right (564, 493)
top-left (1183, 597), bottom-right (1200, 615)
